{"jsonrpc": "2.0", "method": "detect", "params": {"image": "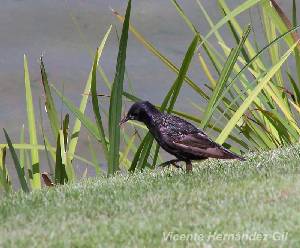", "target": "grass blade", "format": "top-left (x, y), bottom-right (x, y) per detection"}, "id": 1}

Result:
top-left (40, 57), bottom-right (60, 137)
top-left (24, 55), bottom-right (41, 189)
top-left (262, 5), bottom-right (284, 87)
top-left (68, 25), bottom-right (112, 161)
top-left (267, 0), bottom-right (300, 47)
top-left (0, 147), bottom-right (10, 193)
top-left (171, 0), bottom-right (197, 33)
top-left (19, 124), bottom-right (25, 171)
top-left (119, 132), bottom-right (136, 168)
top-left (38, 97), bottom-right (55, 176)
top-left (62, 114), bottom-right (69, 152)
top-left (52, 85), bottom-right (101, 141)
top-left (292, 0), bottom-right (300, 89)
top-left (62, 115), bottom-right (75, 182)
top-left (218, 0), bottom-right (265, 71)
top-left (287, 72), bottom-right (300, 104)
top-left (55, 131), bottom-right (68, 184)
top-left (199, 0), bottom-right (262, 47)
top-left (108, 0), bottom-right (131, 175)
top-left (129, 133), bottom-right (150, 172)
top-left (168, 35), bottom-right (199, 111)
top-left (173, 0), bottom-right (224, 75)
top-left (91, 48), bottom-right (109, 160)
top-left (198, 53), bottom-right (216, 87)
top-left (3, 129), bottom-right (29, 192)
